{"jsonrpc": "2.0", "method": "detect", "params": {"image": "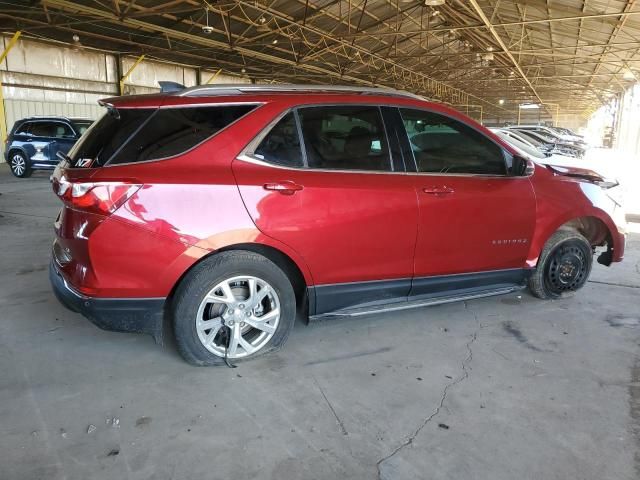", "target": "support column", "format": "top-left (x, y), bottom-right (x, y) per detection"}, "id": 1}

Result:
top-left (0, 31), bottom-right (21, 145)
top-left (119, 54), bottom-right (145, 95)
